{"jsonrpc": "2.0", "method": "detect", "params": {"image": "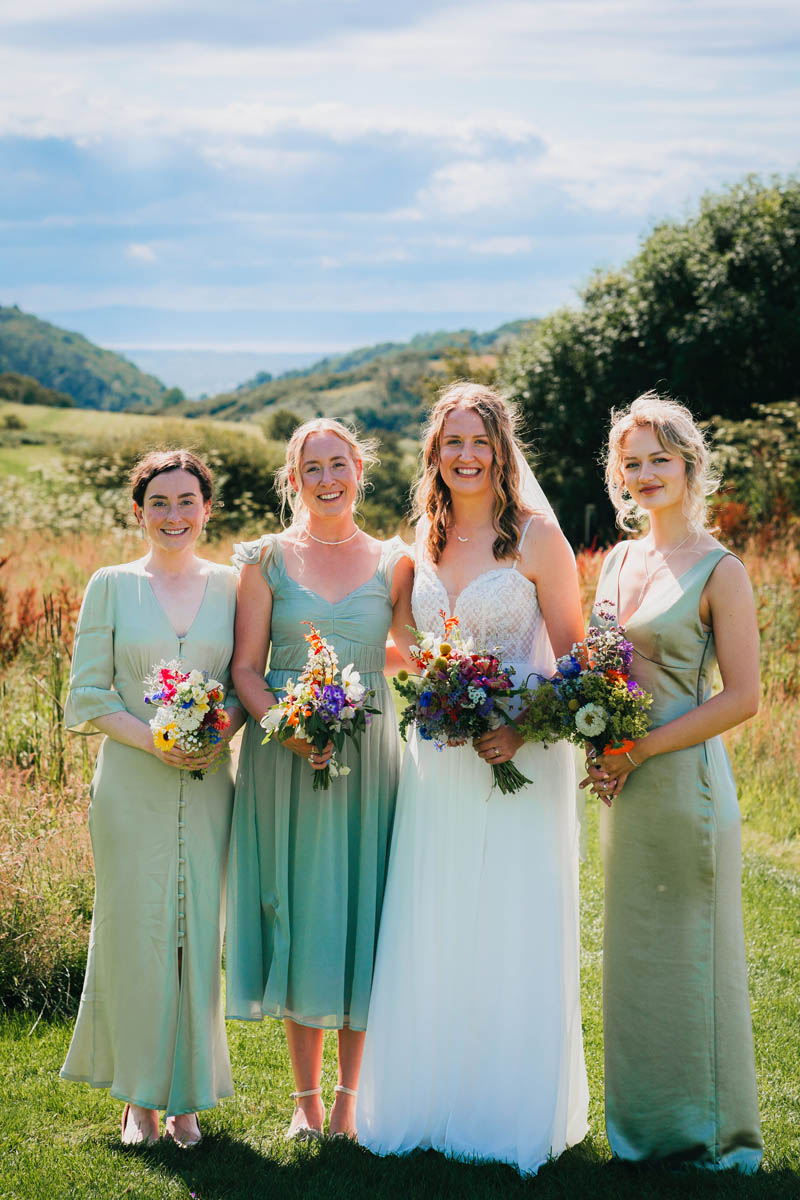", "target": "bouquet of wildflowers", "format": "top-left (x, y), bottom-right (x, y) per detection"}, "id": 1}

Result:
top-left (260, 622), bottom-right (379, 791)
top-left (520, 607), bottom-right (652, 757)
top-left (393, 612), bottom-right (532, 795)
top-left (144, 660), bottom-right (230, 779)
